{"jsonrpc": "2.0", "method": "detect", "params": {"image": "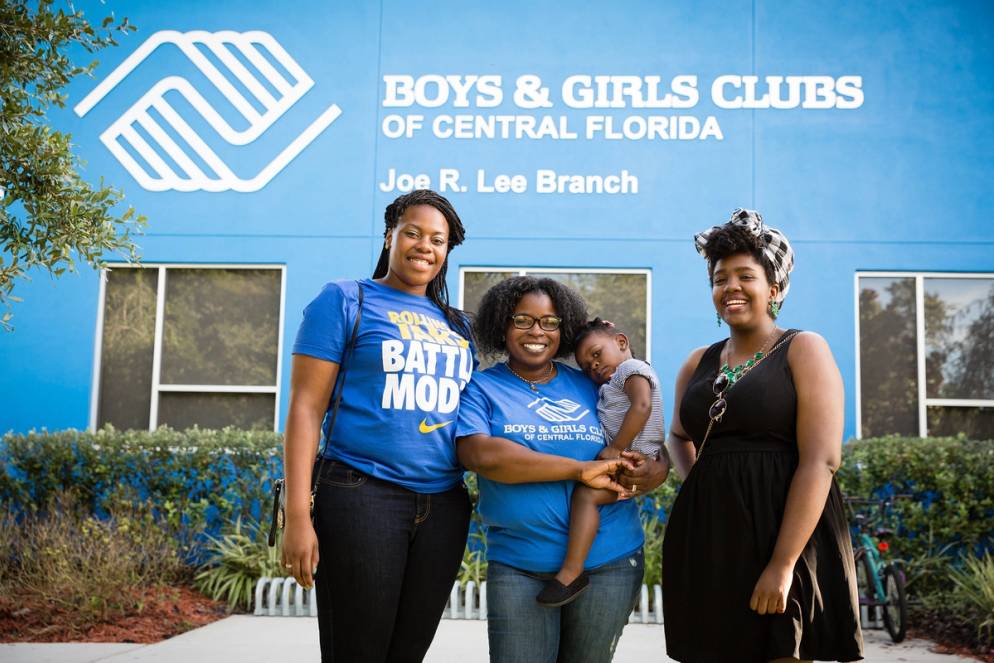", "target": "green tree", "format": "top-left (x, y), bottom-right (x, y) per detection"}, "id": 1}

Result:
top-left (946, 284), bottom-right (994, 400)
top-left (858, 279), bottom-right (919, 436)
top-left (1, 0), bottom-right (145, 328)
